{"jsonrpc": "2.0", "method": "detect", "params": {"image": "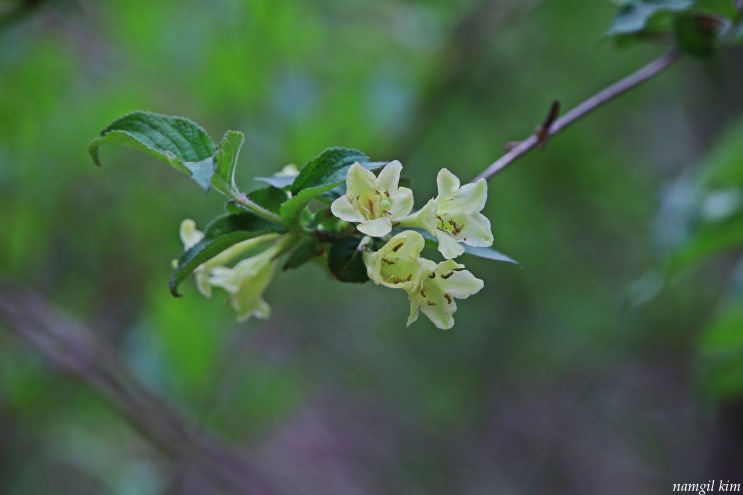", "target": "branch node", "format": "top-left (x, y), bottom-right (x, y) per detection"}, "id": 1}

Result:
top-left (535, 99), bottom-right (561, 150)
